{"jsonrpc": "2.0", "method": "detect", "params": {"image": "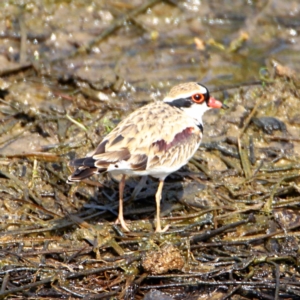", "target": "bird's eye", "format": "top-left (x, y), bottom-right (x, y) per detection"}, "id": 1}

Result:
top-left (191, 93), bottom-right (205, 103)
